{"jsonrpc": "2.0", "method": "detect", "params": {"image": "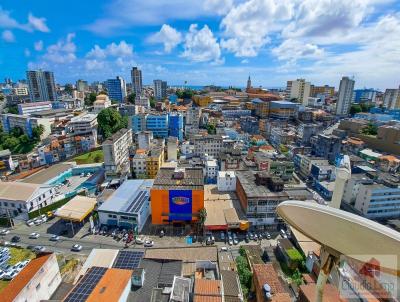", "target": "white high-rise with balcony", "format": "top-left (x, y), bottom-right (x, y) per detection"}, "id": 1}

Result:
top-left (336, 76), bottom-right (355, 115)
